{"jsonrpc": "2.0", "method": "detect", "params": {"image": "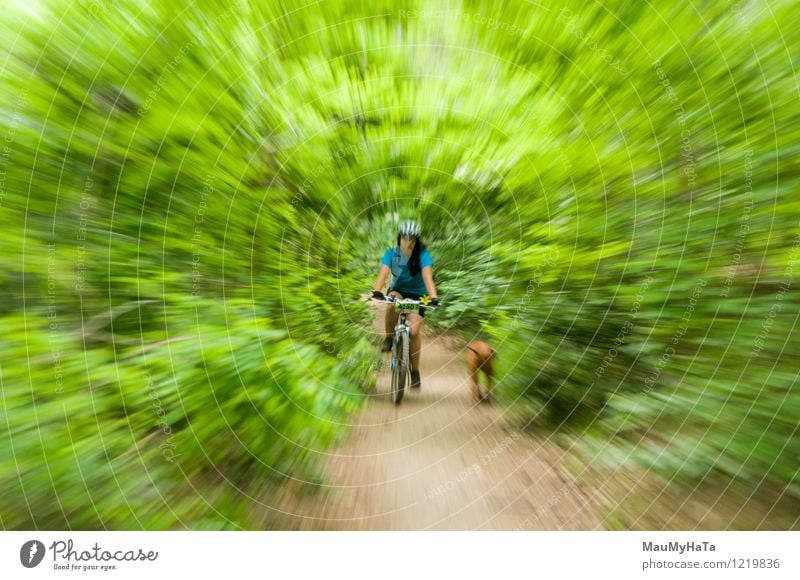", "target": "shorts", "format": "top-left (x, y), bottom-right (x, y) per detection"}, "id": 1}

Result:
top-left (388, 287), bottom-right (427, 317)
